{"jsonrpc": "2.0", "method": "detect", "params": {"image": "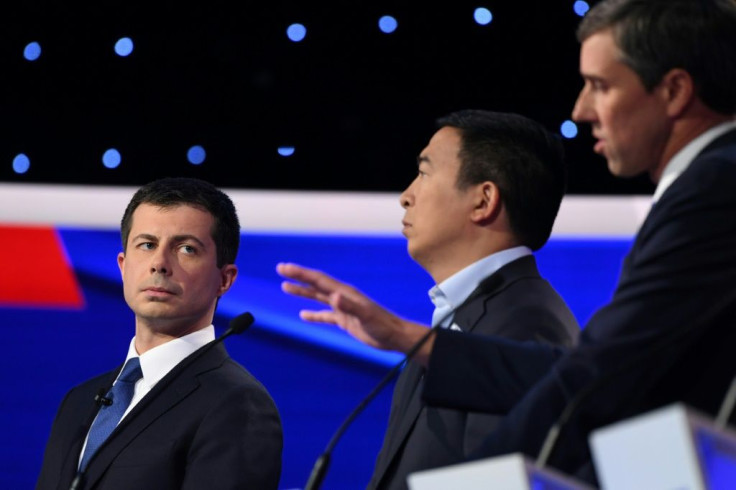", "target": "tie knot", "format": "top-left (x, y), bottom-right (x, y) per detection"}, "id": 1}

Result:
top-left (117, 357), bottom-right (142, 384)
